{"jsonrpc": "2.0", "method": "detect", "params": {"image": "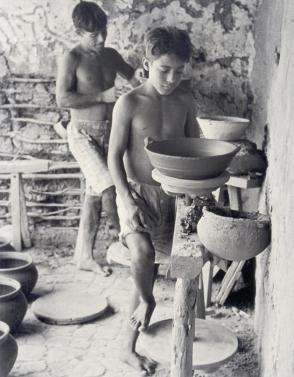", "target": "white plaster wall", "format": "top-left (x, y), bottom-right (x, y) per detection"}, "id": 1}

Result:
top-left (253, 0), bottom-right (294, 375)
